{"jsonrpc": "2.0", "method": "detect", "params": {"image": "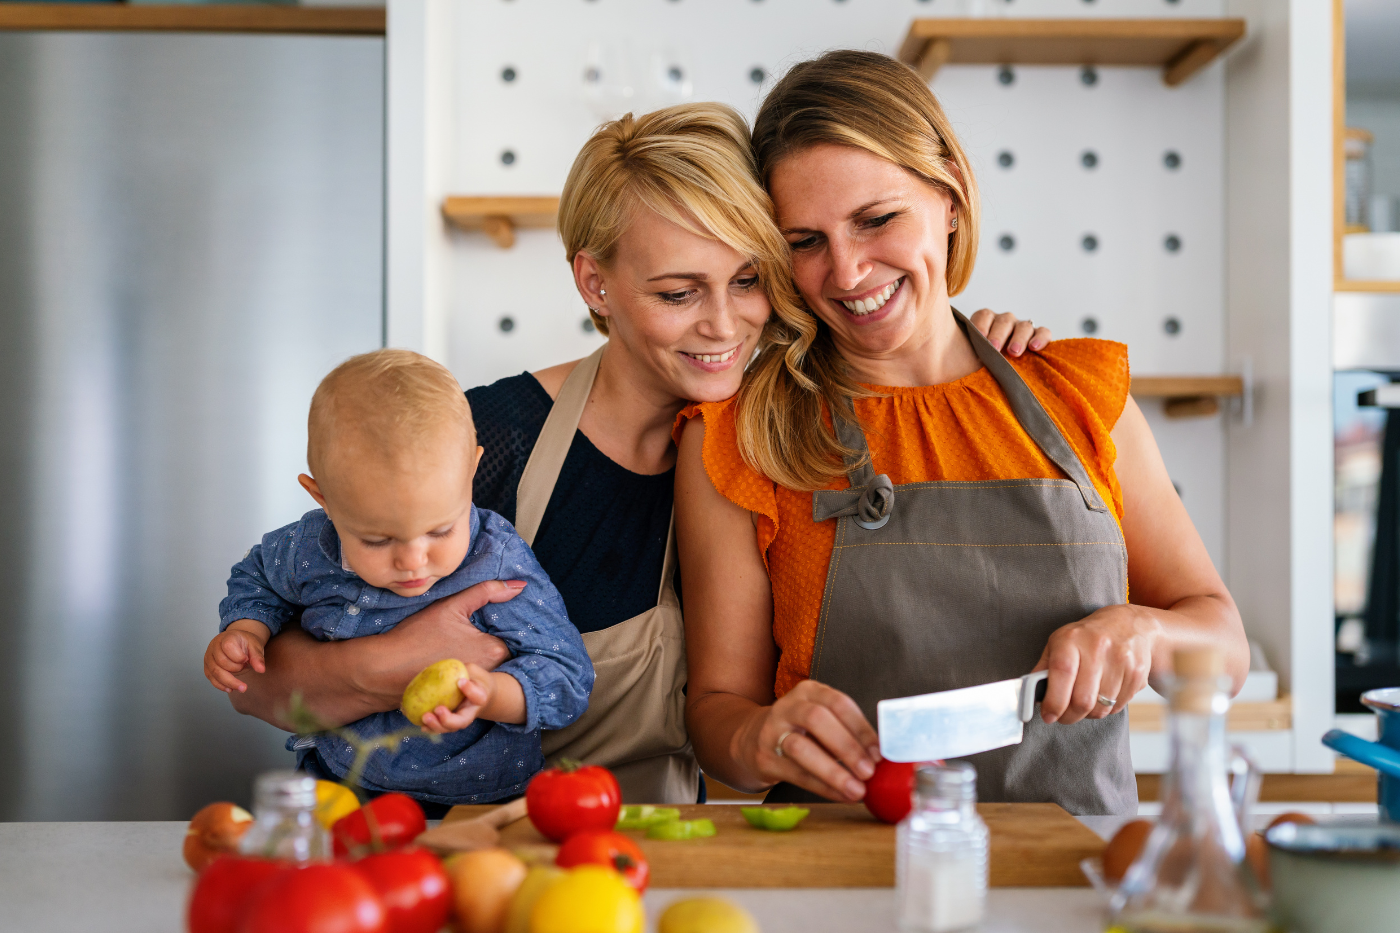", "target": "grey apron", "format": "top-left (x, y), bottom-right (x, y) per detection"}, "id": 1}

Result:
top-left (770, 311), bottom-right (1135, 815)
